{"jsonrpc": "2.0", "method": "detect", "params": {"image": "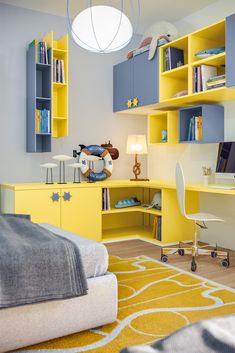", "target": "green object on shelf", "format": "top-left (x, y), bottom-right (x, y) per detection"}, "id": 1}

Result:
top-left (115, 197), bottom-right (141, 209)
